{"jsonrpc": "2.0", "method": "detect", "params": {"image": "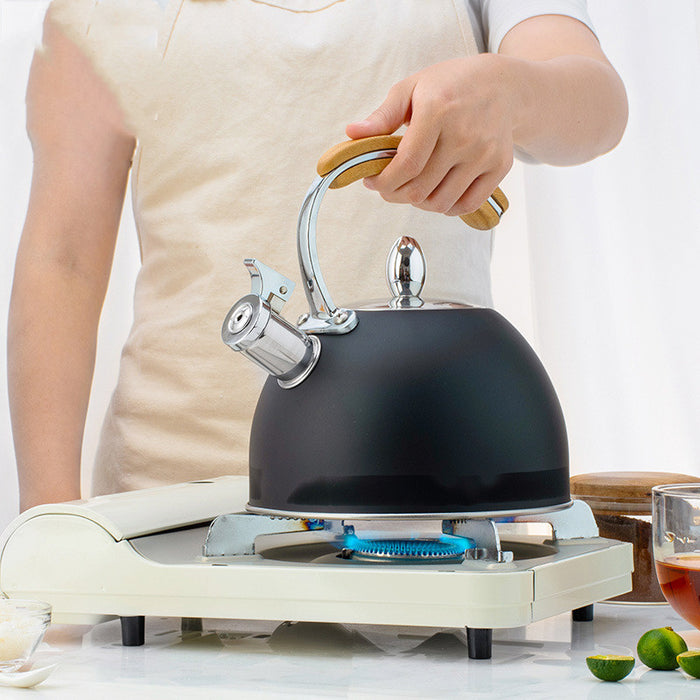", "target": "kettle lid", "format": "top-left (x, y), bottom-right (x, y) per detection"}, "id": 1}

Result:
top-left (357, 235), bottom-right (475, 312)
